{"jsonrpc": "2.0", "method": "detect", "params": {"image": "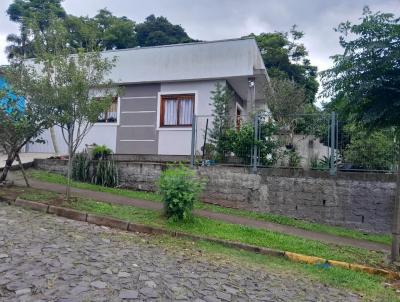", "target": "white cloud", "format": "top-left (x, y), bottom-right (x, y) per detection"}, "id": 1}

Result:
top-left (0, 33), bottom-right (8, 65)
